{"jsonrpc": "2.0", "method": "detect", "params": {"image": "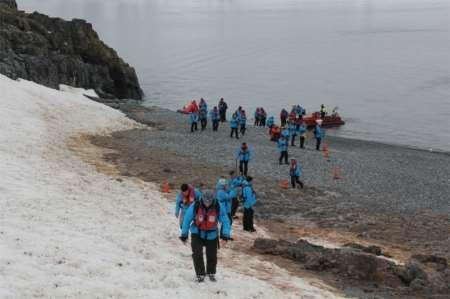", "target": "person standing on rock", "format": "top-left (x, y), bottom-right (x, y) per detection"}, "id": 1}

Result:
top-left (210, 106), bottom-right (220, 131)
top-left (230, 113), bottom-right (240, 139)
top-left (289, 159), bottom-right (304, 189)
top-left (190, 112), bottom-right (199, 132)
top-left (175, 184), bottom-right (201, 228)
top-left (242, 176), bottom-right (257, 232)
top-left (278, 135), bottom-right (289, 165)
top-left (180, 190), bottom-right (231, 282)
top-left (218, 98), bottom-right (228, 122)
top-left (236, 142), bottom-right (252, 177)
